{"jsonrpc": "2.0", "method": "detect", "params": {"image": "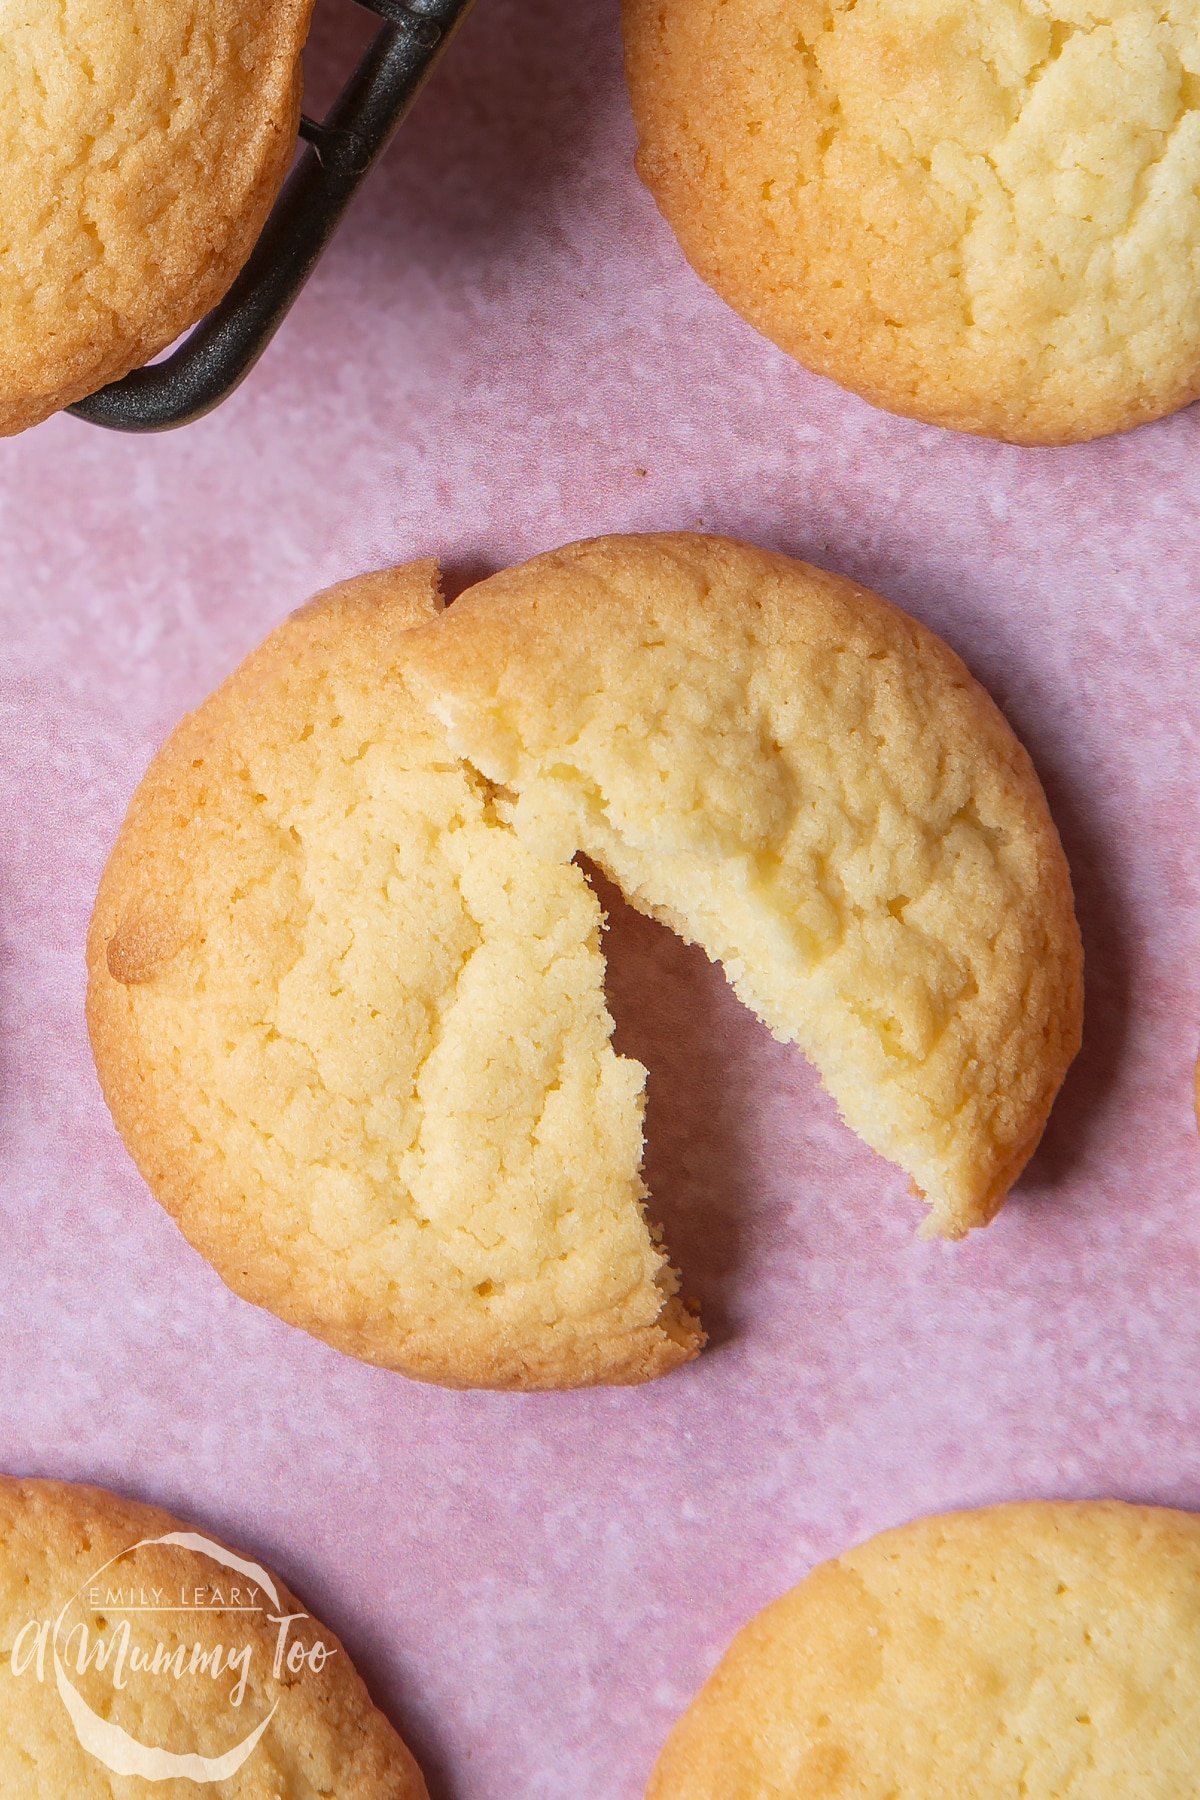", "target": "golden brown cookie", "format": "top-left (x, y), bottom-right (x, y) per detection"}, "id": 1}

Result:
top-left (623, 0), bottom-right (1200, 443)
top-left (0, 1476), bottom-right (426, 1796)
top-left (87, 564), bottom-right (702, 1389)
top-left (0, 1), bottom-right (314, 435)
top-left (88, 536), bottom-right (1081, 1389)
top-left (403, 534), bottom-right (1082, 1241)
top-left (647, 1500), bottom-right (1200, 1798)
